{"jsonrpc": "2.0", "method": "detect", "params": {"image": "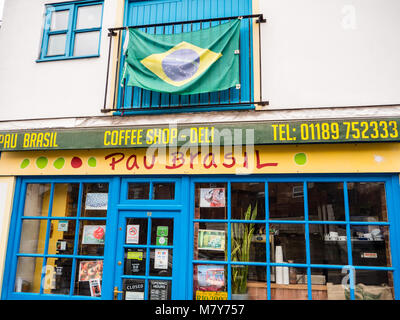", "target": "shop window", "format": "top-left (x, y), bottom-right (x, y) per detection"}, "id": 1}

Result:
top-left (192, 180), bottom-right (395, 300)
top-left (38, 1), bottom-right (103, 62)
top-left (13, 181), bottom-right (109, 298)
top-left (127, 182), bottom-right (175, 200)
